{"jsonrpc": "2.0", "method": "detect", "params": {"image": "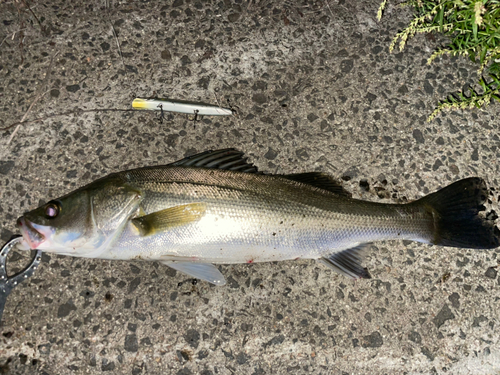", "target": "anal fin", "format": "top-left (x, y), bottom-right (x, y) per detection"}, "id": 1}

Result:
top-left (160, 261), bottom-right (226, 286)
top-left (318, 244), bottom-right (372, 279)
